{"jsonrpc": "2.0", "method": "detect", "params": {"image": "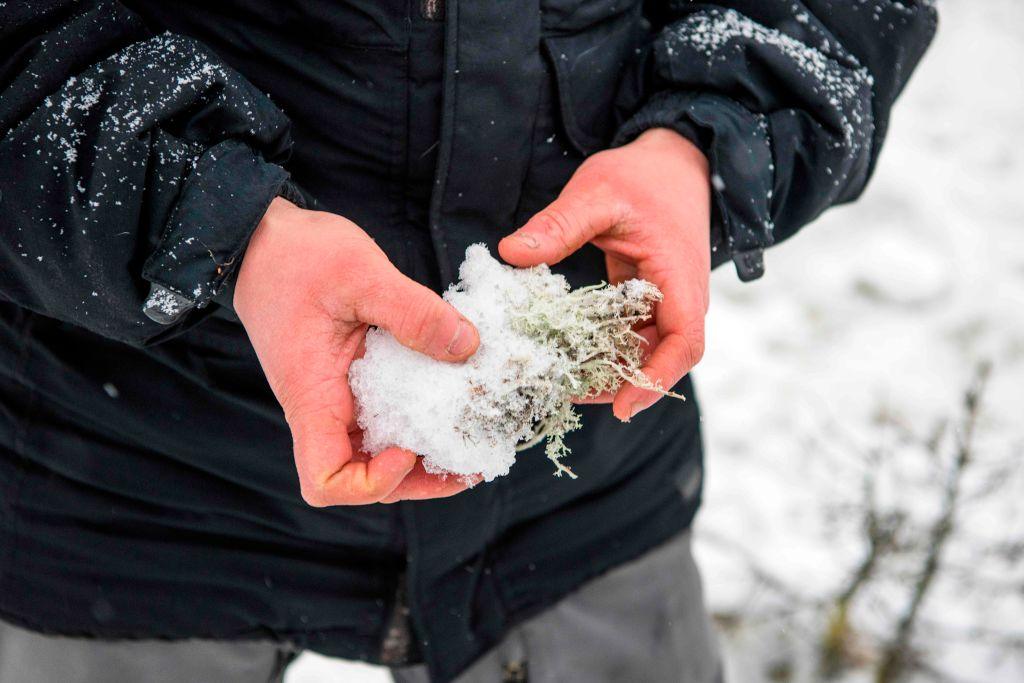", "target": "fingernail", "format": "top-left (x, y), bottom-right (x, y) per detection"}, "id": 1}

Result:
top-left (446, 319), bottom-right (472, 356)
top-left (515, 233), bottom-right (540, 249)
top-left (628, 401), bottom-right (646, 420)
